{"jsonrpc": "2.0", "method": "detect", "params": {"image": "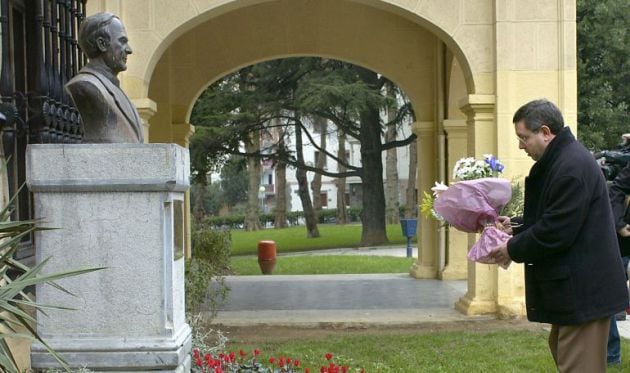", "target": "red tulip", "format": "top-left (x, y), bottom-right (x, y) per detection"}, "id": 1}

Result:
top-left (305, 368), bottom-right (310, 373)
top-left (253, 348), bottom-right (261, 356)
top-left (293, 359), bottom-right (300, 367)
top-left (325, 353), bottom-right (333, 361)
top-left (269, 356), bottom-right (276, 364)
